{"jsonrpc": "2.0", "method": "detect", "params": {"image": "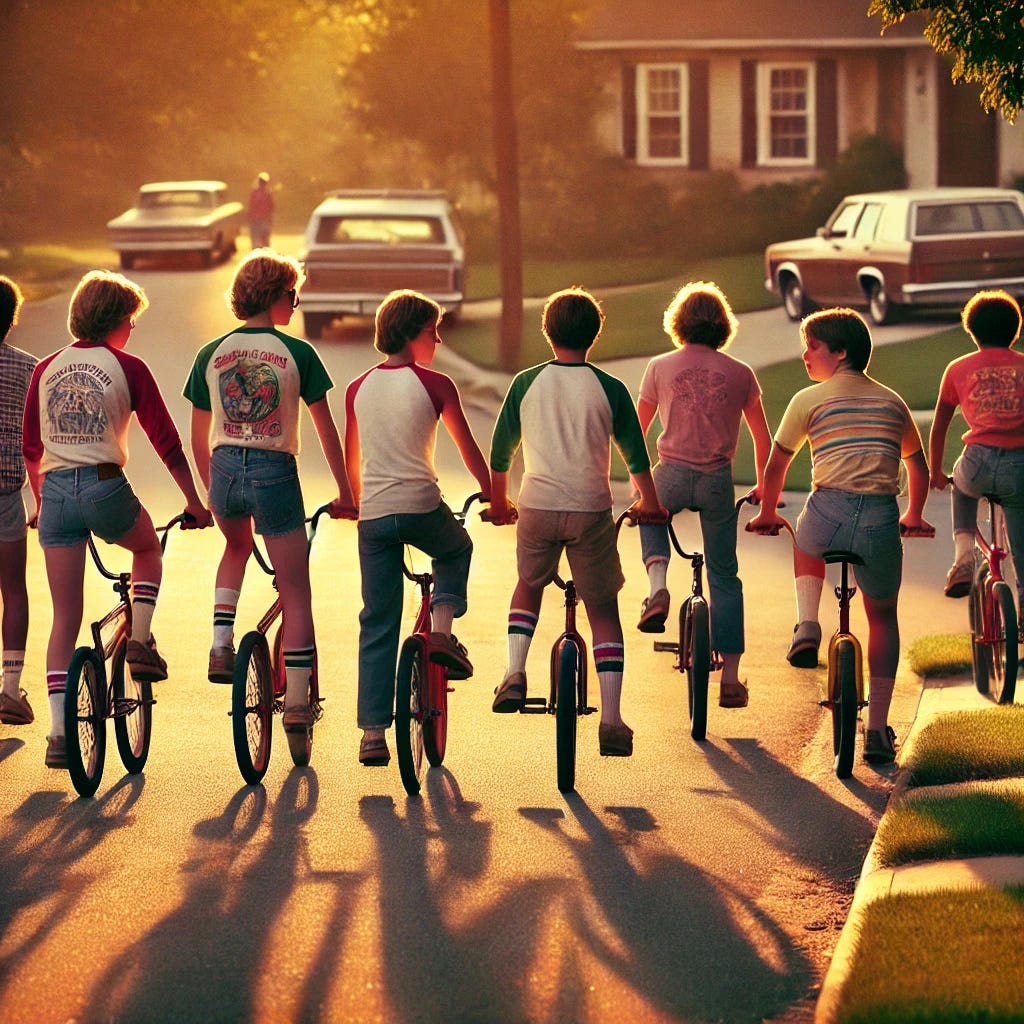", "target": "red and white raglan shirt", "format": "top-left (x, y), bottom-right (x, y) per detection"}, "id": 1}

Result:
top-left (23, 341), bottom-right (186, 474)
top-left (345, 362), bottom-right (450, 521)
